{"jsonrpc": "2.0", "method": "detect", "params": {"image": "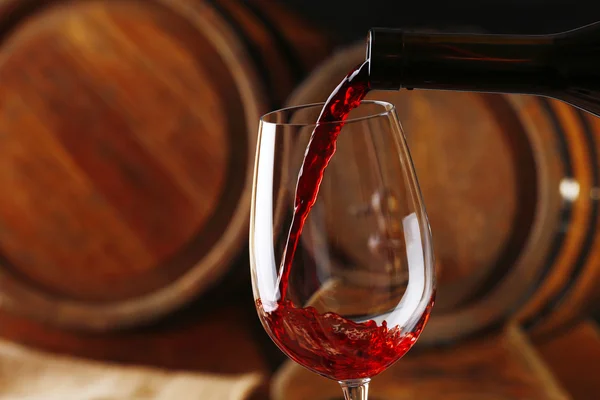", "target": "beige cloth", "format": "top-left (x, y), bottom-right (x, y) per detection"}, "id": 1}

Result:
top-left (0, 339), bottom-right (264, 400)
